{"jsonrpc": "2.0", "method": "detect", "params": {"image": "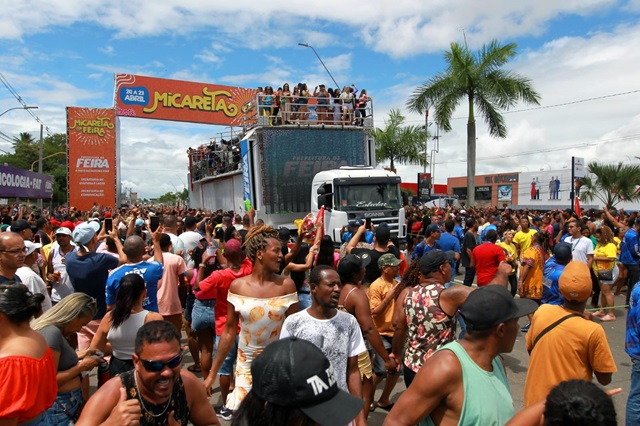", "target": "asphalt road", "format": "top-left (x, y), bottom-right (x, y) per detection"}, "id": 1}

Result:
top-left (89, 291), bottom-right (632, 425)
